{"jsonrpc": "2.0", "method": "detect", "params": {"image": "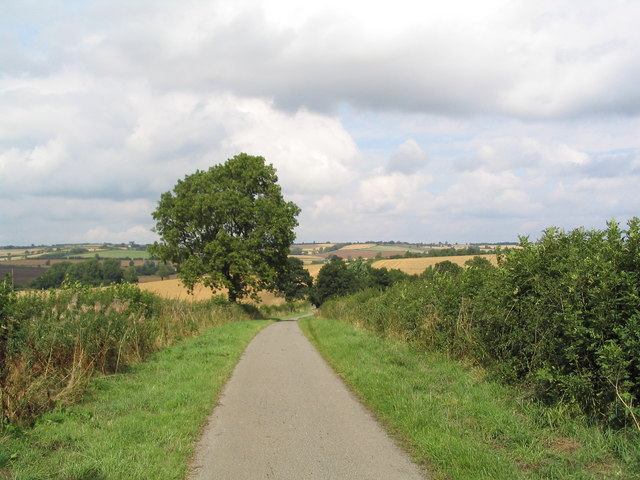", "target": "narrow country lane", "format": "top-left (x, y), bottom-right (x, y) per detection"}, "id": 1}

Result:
top-left (188, 315), bottom-right (428, 480)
